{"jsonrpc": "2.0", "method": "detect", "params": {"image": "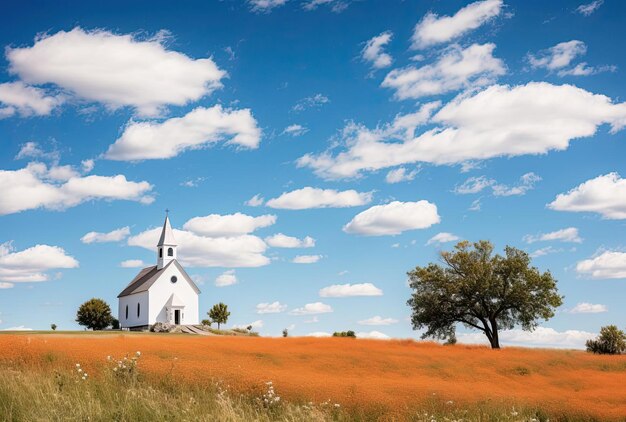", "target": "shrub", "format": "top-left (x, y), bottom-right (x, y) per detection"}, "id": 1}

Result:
top-left (208, 303), bottom-right (230, 329)
top-left (282, 329), bottom-right (288, 338)
top-left (76, 298), bottom-right (113, 330)
top-left (201, 319), bottom-right (212, 327)
top-left (50, 324), bottom-right (57, 331)
top-left (110, 318), bottom-right (120, 330)
top-left (586, 325), bottom-right (626, 355)
top-left (332, 331), bottom-right (356, 338)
